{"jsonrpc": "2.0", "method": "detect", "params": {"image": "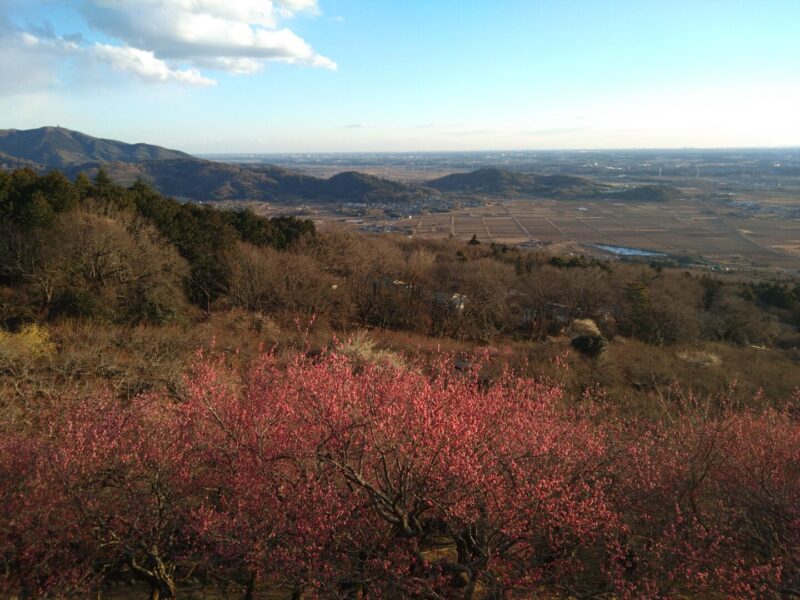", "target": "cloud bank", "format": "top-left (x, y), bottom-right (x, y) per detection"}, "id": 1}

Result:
top-left (1, 0), bottom-right (335, 92)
